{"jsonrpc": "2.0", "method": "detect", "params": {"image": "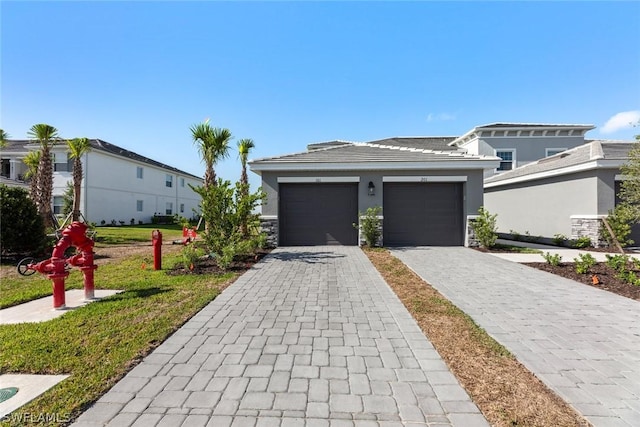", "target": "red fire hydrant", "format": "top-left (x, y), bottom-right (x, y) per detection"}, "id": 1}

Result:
top-left (30, 221), bottom-right (97, 309)
top-left (152, 230), bottom-right (162, 270)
